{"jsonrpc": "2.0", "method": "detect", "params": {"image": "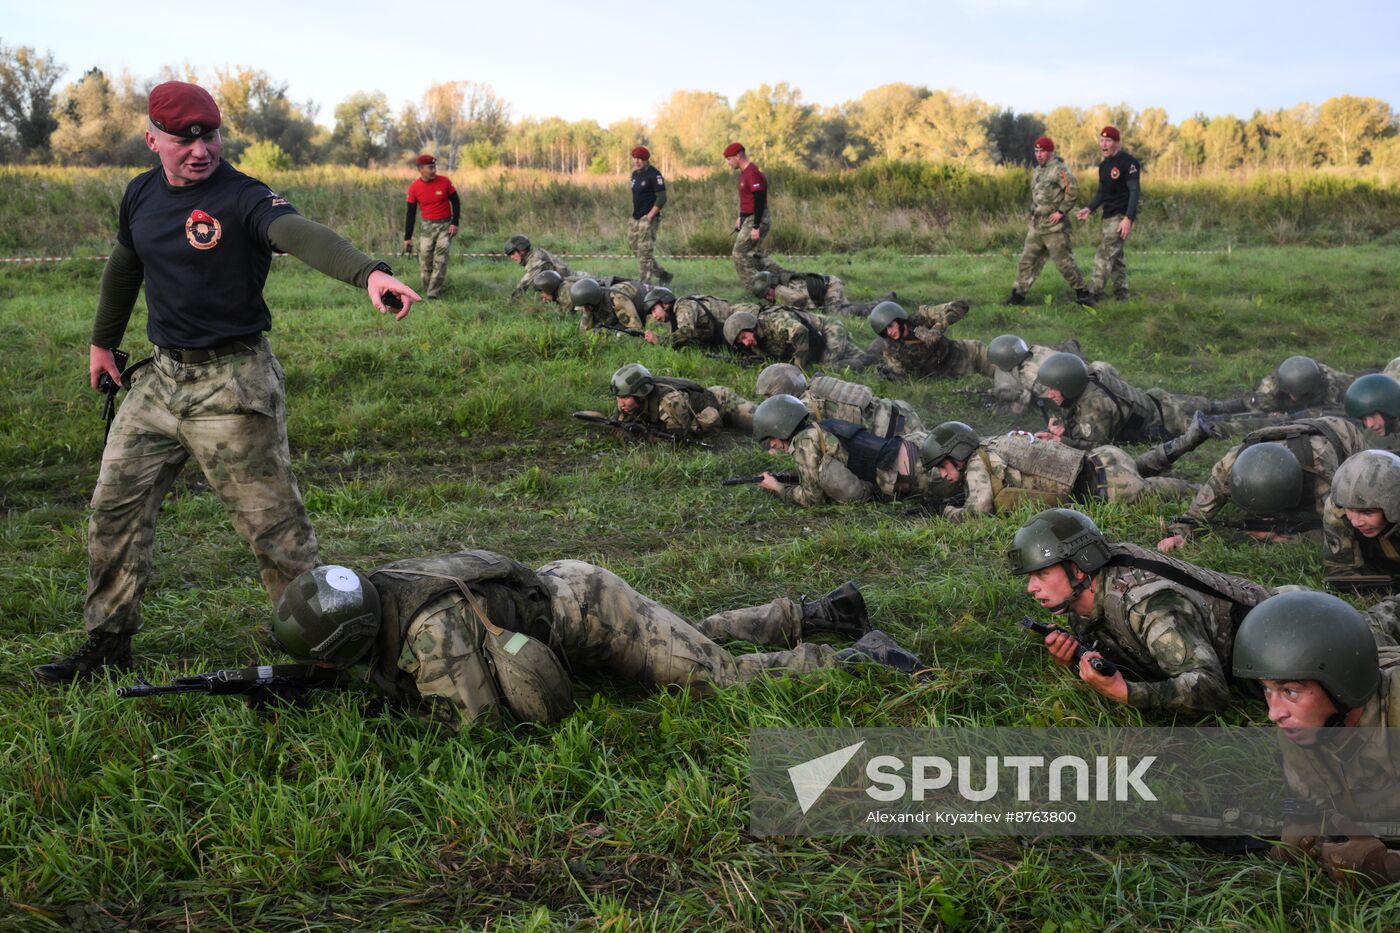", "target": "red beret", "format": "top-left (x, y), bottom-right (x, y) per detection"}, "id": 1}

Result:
top-left (722, 142), bottom-right (744, 158)
top-left (416, 154), bottom-right (436, 166)
top-left (148, 81), bottom-right (221, 139)
top-left (630, 146), bottom-right (650, 160)
top-left (1100, 125), bottom-right (1121, 141)
top-left (1033, 136), bottom-right (1054, 152)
